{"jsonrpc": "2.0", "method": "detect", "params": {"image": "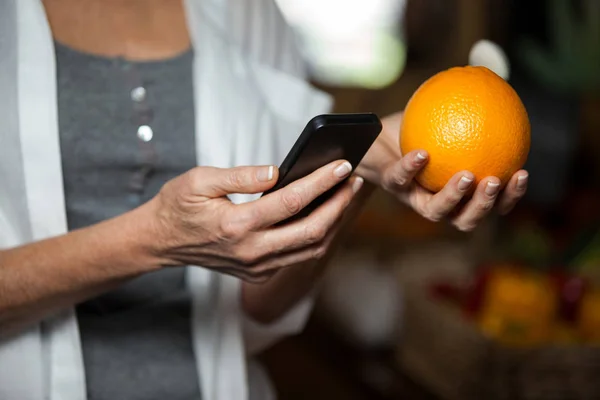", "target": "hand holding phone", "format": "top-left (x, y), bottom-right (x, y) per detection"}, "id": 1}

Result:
top-left (262, 113), bottom-right (382, 222)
